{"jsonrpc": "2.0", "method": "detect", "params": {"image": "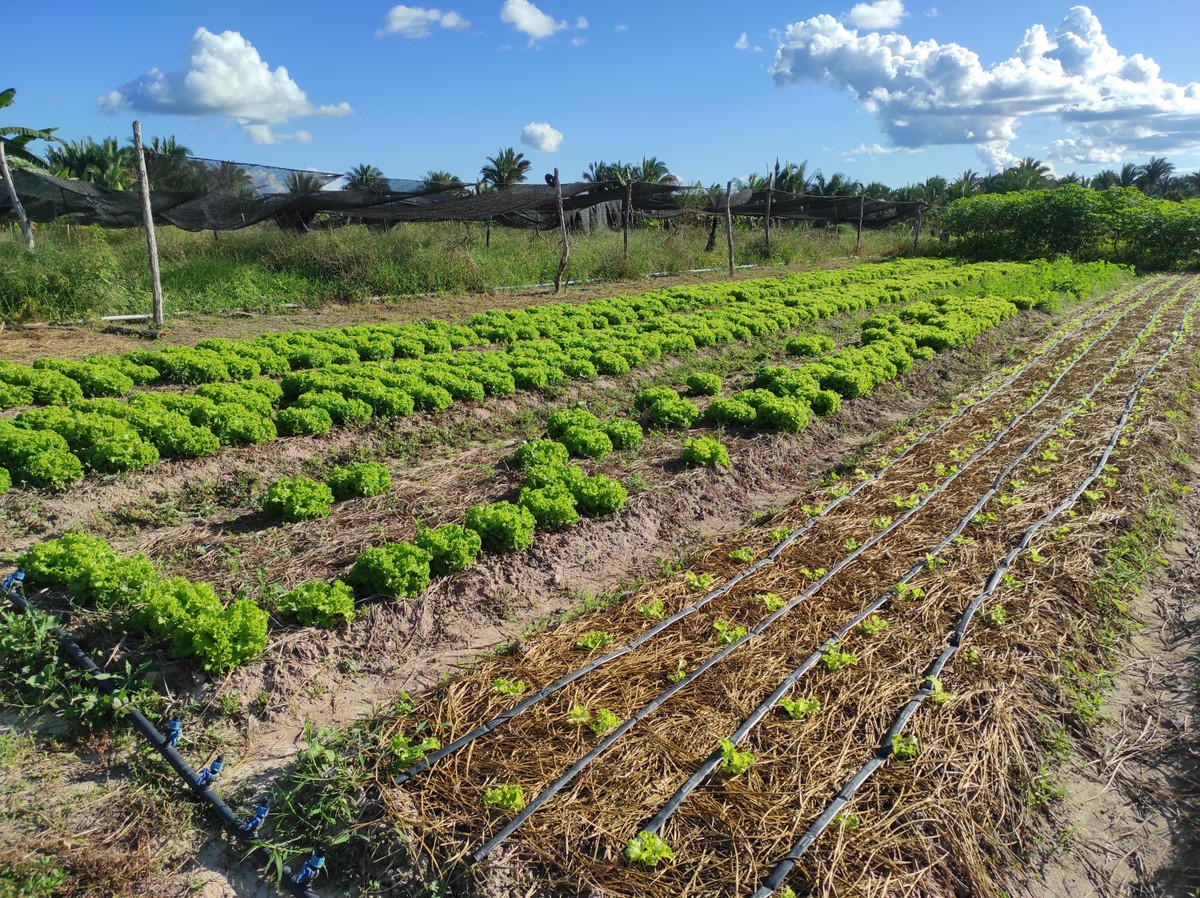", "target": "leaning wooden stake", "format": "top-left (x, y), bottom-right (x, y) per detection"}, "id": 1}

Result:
top-left (855, 194), bottom-right (865, 254)
top-left (0, 141), bottom-right (35, 253)
top-left (553, 168), bottom-right (569, 293)
top-left (623, 180), bottom-right (632, 260)
top-left (132, 121), bottom-right (164, 328)
top-left (725, 180), bottom-right (735, 276)
top-left (485, 217), bottom-right (491, 248)
top-left (912, 206), bottom-right (923, 252)
top-left (764, 172), bottom-right (773, 255)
